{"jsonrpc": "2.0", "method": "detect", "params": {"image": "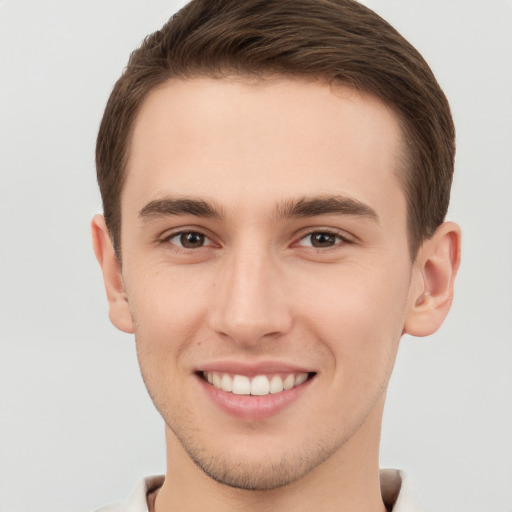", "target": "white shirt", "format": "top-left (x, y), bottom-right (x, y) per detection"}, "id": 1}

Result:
top-left (95, 469), bottom-right (422, 512)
